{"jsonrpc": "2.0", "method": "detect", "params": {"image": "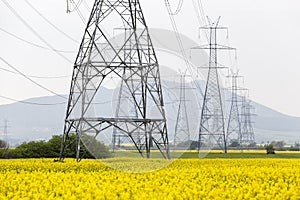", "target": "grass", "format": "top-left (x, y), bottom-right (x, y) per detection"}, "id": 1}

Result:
top-left (1, 148), bottom-right (299, 160)
top-left (180, 151), bottom-right (300, 159)
top-left (109, 149), bottom-right (300, 159)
